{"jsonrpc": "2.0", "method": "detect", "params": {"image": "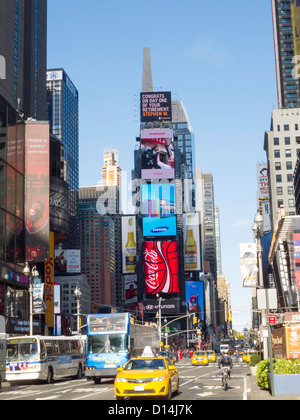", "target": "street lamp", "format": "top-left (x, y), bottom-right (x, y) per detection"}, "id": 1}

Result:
top-left (252, 212), bottom-right (268, 359)
top-left (156, 293), bottom-right (162, 346)
top-left (74, 286), bottom-right (82, 334)
top-left (23, 262), bottom-right (39, 336)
